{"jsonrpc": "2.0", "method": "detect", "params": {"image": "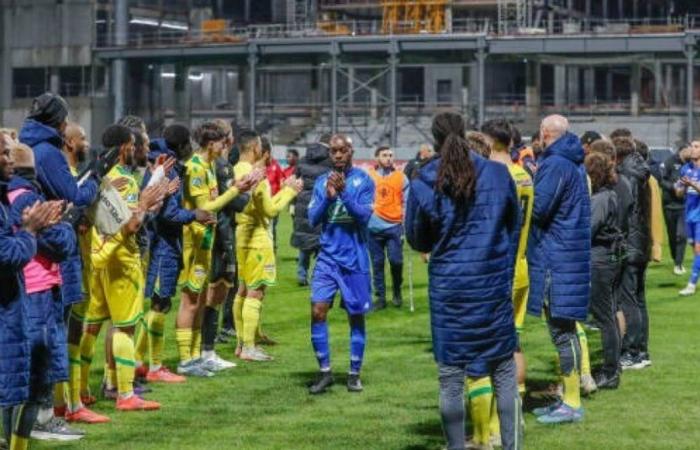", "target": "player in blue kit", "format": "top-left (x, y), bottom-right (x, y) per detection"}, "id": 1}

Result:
top-left (307, 134), bottom-right (375, 395)
top-left (678, 141), bottom-right (700, 296)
